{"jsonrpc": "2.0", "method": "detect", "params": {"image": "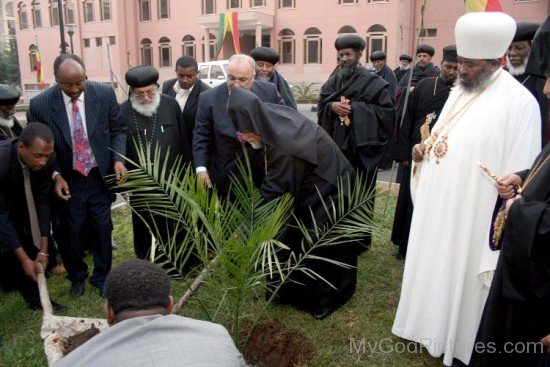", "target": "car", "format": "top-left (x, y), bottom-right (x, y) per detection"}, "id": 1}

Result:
top-left (198, 60), bottom-right (229, 87)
